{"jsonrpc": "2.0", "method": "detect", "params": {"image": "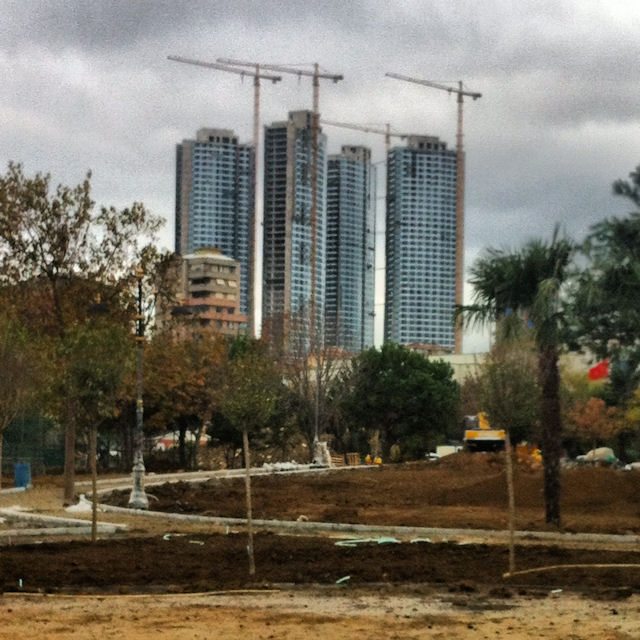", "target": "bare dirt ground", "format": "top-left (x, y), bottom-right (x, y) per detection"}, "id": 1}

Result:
top-left (110, 453), bottom-right (640, 534)
top-left (1, 588), bottom-right (639, 640)
top-left (2, 453), bottom-right (640, 638)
